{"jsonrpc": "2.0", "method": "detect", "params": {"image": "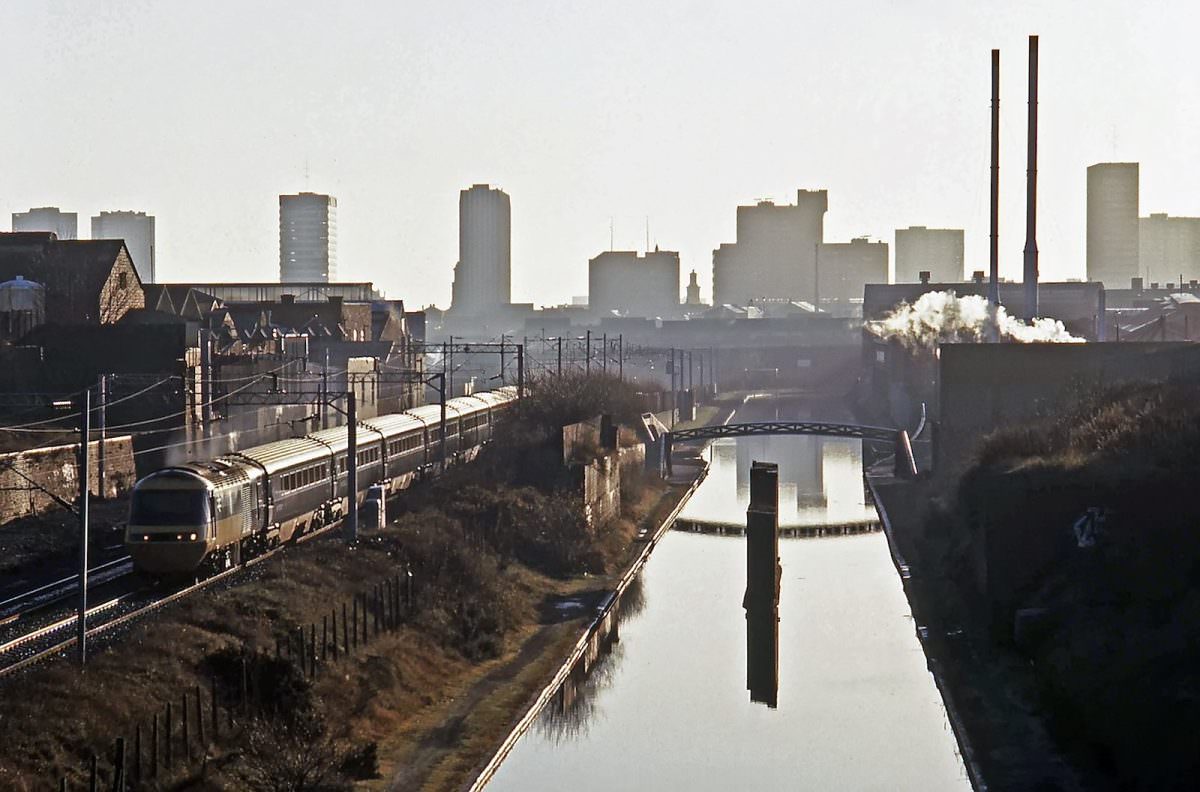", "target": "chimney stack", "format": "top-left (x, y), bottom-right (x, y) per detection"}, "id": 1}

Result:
top-left (989, 49), bottom-right (1001, 313)
top-left (1023, 35), bottom-right (1040, 320)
